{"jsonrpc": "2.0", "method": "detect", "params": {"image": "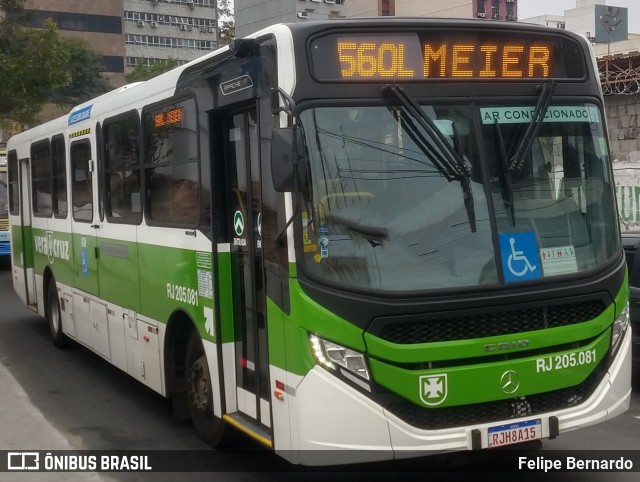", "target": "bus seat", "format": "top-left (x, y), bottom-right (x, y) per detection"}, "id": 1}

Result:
top-left (560, 177), bottom-right (603, 207)
top-left (36, 190), bottom-right (52, 211)
top-left (107, 173), bottom-right (124, 215)
top-left (72, 181), bottom-right (93, 220)
top-left (171, 179), bottom-right (199, 223)
top-left (514, 196), bottom-right (589, 248)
